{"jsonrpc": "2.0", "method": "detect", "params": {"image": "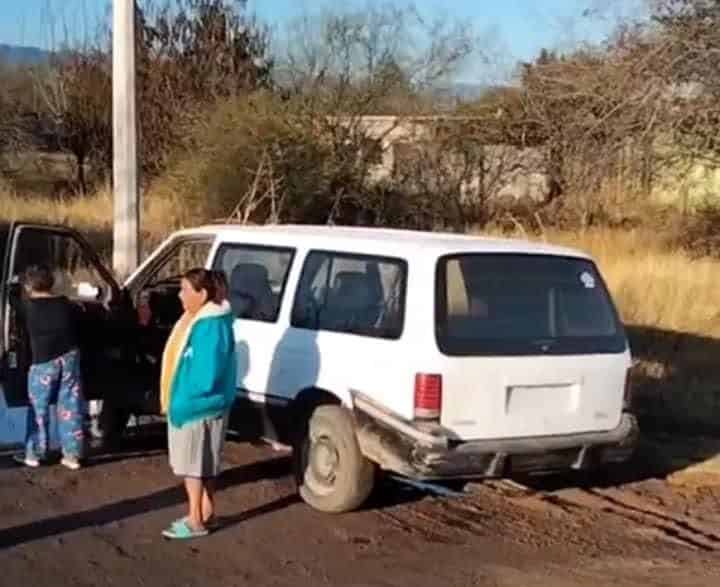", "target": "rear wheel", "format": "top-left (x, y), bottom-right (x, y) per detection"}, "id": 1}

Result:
top-left (295, 405), bottom-right (375, 513)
